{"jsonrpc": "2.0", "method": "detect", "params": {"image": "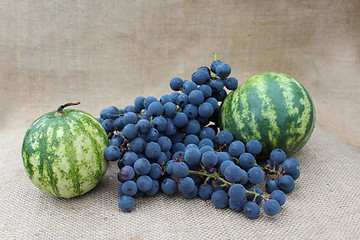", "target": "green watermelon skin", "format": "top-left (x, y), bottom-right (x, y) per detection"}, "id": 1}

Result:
top-left (219, 72), bottom-right (315, 158)
top-left (22, 109), bottom-right (109, 198)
